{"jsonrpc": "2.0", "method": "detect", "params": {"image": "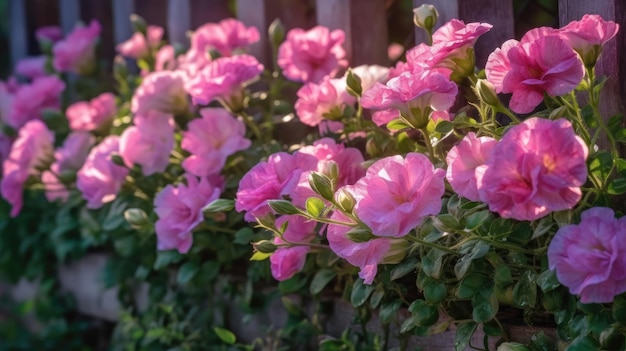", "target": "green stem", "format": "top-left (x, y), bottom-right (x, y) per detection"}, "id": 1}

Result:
top-left (238, 110), bottom-right (265, 142)
top-left (587, 68), bottom-right (619, 159)
top-left (419, 127), bottom-right (435, 161)
top-left (405, 234), bottom-right (458, 254)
